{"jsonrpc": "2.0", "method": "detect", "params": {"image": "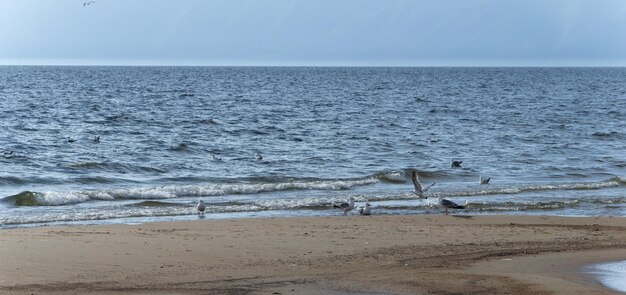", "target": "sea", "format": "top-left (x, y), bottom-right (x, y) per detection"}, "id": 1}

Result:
top-left (0, 66), bottom-right (625, 228)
